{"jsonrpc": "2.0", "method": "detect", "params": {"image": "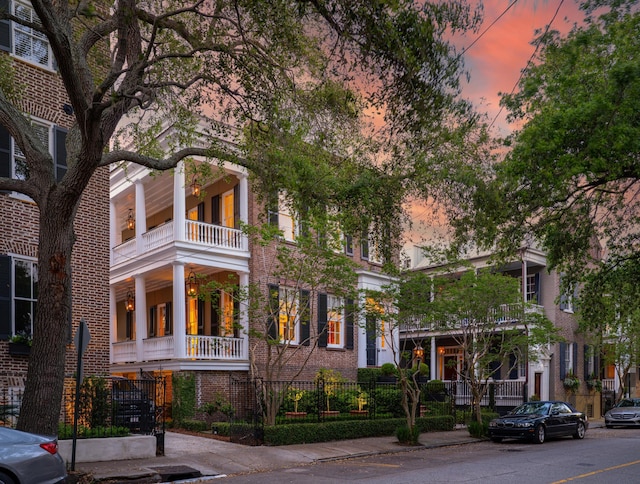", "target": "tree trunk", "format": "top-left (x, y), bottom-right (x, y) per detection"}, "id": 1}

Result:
top-left (17, 198), bottom-right (76, 435)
